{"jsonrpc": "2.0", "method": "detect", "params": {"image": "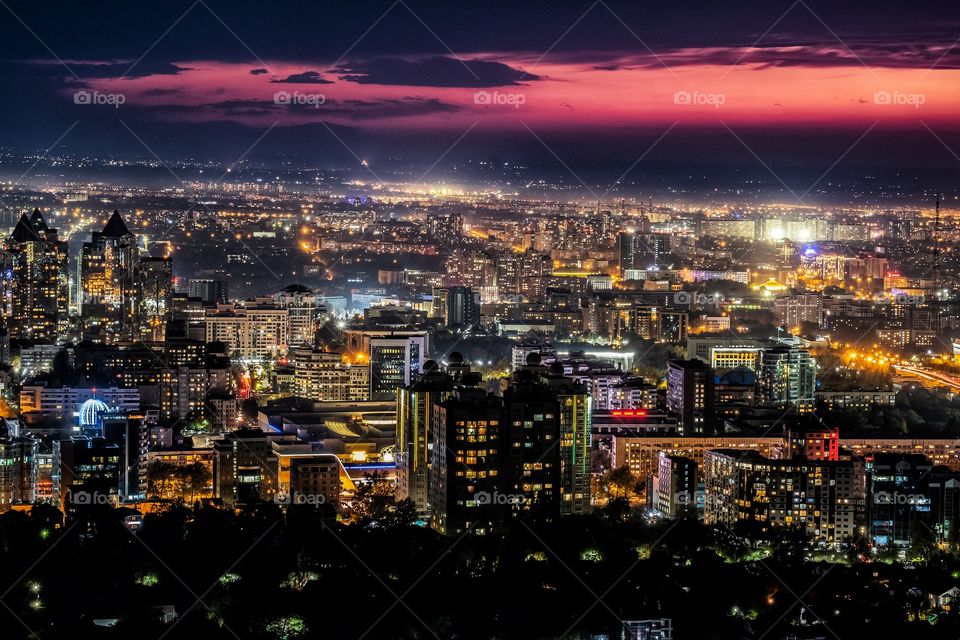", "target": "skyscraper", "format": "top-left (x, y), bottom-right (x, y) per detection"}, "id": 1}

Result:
top-left (759, 345), bottom-right (817, 409)
top-left (396, 359), bottom-right (456, 518)
top-left (541, 363), bottom-right (592, 515)
top-left (0, 422), bottom-right (38, 510)
top-left (427, 355), bottom-right (592, 535)
top-left (430, 387), bottom-right (505, 536)
top-left (136, 256), bottom-right (173, 342)
top-left (276, 284), bottom-right (319, 347)
top-left (656, 454), bottom-right (697, 518)
top-left (444, 286), bottom-right (480, 328)
top-left (188, 278), bottom-right (229, 305)
top-left (503, 369), bottom-right (562, 519)
top-left (367, 332), bottom-right (428, 401)
top-left (6, 209), bottom-right (69, 342)
top-left (79, 210), bottom-right (140, 341)
top-left (666, 359), bottom-right (715, 435)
